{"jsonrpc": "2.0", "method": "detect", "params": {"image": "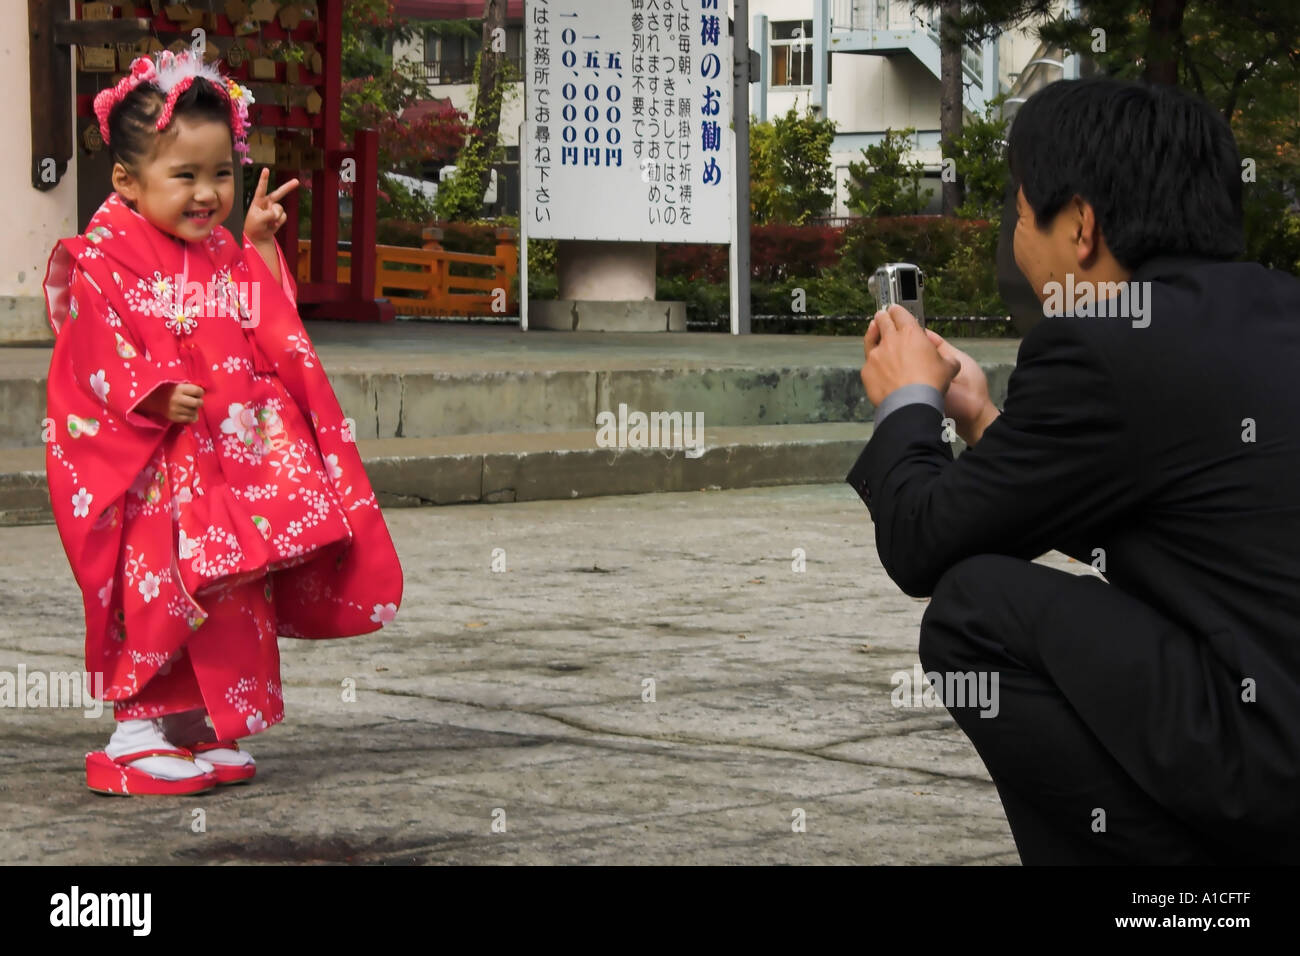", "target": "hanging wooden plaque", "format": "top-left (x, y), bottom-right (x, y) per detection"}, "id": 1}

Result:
top-left (279, 4), bottom-right (303, 30)
top-left (250, 0), bottom-right (278, 22)
top-left (79, 46), bottom-right (119, 73)
top-left (82, 123), bottom-right (105, 153)
top-left (251, 56), bottom-right (278, 81)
